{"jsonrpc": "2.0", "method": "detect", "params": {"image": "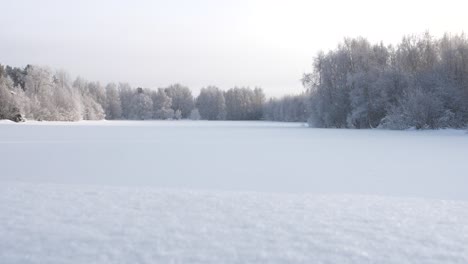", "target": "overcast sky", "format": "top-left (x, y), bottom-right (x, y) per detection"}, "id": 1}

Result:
top-left (0, 0), bottom-right (466, 96)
